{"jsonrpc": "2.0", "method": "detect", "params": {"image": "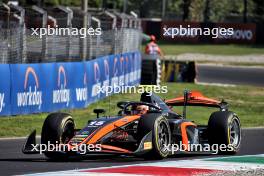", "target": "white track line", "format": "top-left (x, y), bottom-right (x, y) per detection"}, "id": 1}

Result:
top-left (0, 136), bottom-right (40, 140)
top-left (196, 82), bottom-right (237, 87)
top-left (197, 63), bottom-right (264, 69)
